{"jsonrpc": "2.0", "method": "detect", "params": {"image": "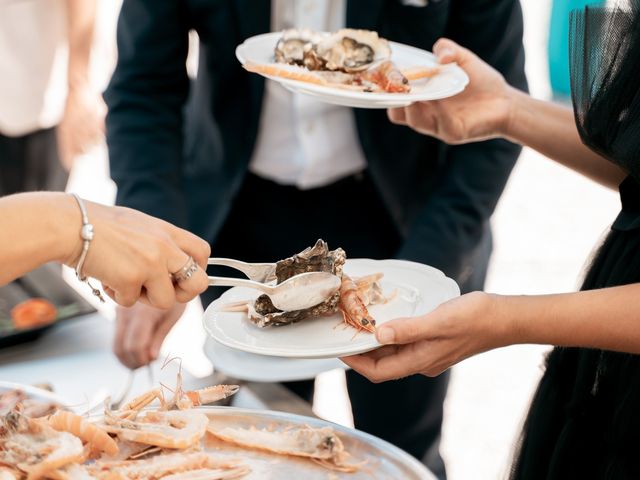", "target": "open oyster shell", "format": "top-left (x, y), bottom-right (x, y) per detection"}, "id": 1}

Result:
top-left (250, 240), bottom-right (346, 328)
top-left (274, 28), bottom-right (392, 73)
top-left (274, 29), bottom-right (328, 71)
top-left (316, 29), bottom-right (392, 72)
